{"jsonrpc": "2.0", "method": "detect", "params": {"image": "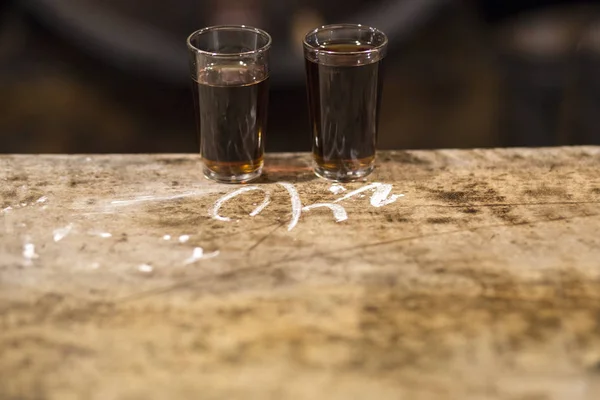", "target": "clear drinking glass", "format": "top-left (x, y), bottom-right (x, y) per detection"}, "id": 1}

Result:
top-left (303, 24), bottom-right (388, 182)
top-left (187, 25), bottom-right (271, 183)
